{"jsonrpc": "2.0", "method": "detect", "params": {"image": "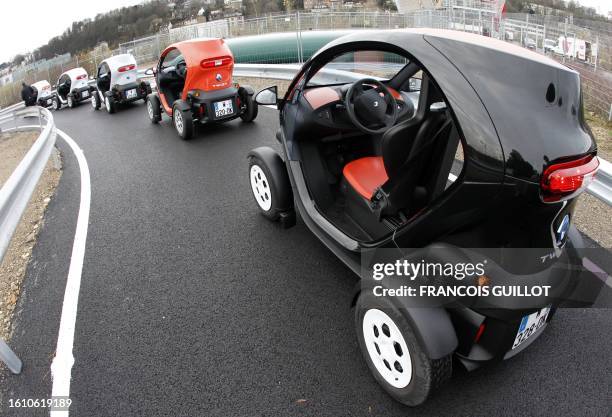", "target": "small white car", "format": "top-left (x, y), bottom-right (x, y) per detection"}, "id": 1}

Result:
top-left (52, 67), bottom-right (92, 110)
top-left (32, 80), bottom-right (54, 107)
top-left (91, 54), bottom-right (151, 114)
